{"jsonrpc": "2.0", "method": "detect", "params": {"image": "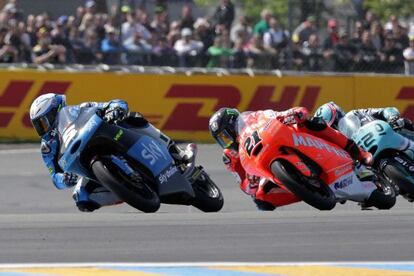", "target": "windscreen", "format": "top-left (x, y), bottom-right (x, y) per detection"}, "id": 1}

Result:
top-left (57, 106), bottom-right (81, 136)
top-left (338, 112), bottom-right (362, 139)
top-left (236, 112), bottom-right (251, 135)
